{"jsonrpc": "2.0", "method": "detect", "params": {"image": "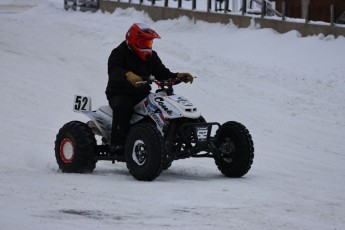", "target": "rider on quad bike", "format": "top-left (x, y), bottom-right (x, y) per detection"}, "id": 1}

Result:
top-left (54, 24), bottom-right (254, 181)
top-left (106, 23), bottom-right (193, 153)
